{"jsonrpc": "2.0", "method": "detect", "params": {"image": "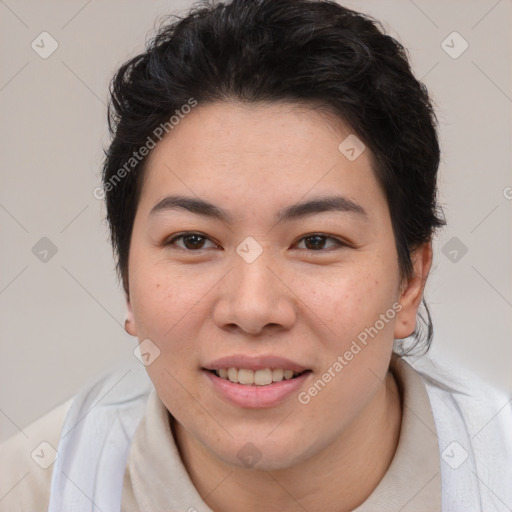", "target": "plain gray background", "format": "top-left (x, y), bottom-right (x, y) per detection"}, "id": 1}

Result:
top-left (1, 0), bottom-right (511, 443)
